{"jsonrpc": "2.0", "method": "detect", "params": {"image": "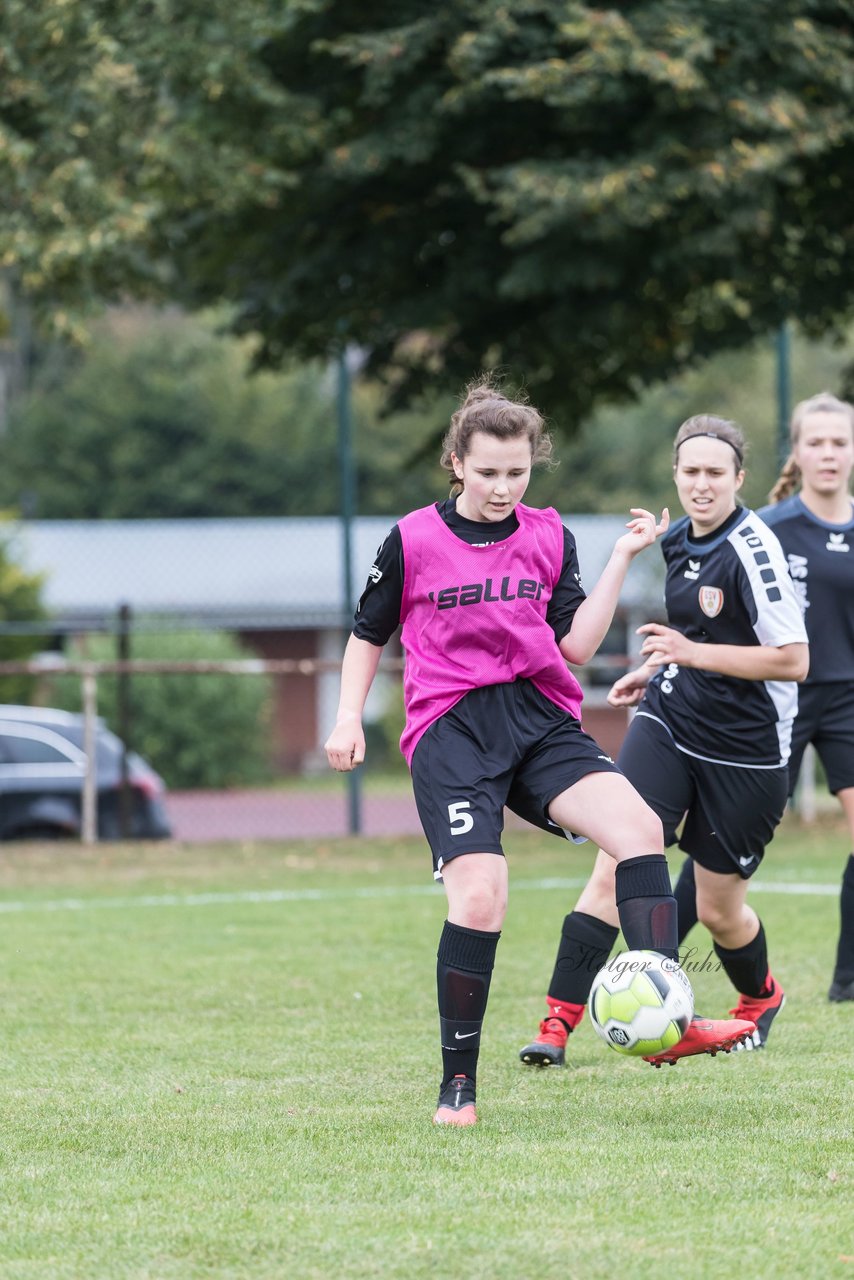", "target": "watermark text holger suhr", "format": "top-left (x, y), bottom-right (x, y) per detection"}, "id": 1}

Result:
top-left (557, 946), bottom-right (722, 976)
